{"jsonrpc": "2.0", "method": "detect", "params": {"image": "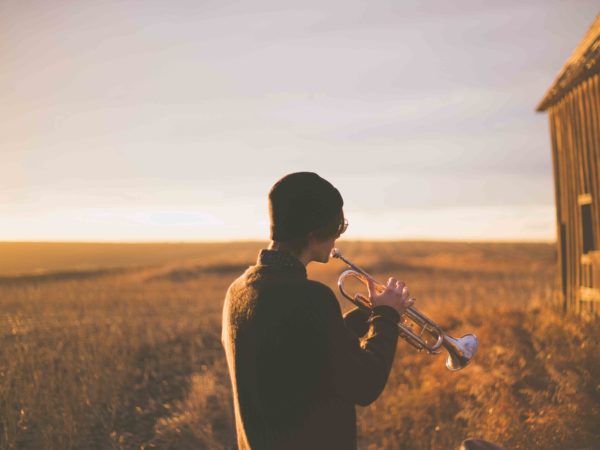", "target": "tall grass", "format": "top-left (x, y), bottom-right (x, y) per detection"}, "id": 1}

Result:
top-left (1, 241), bottom-right (598, 449)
